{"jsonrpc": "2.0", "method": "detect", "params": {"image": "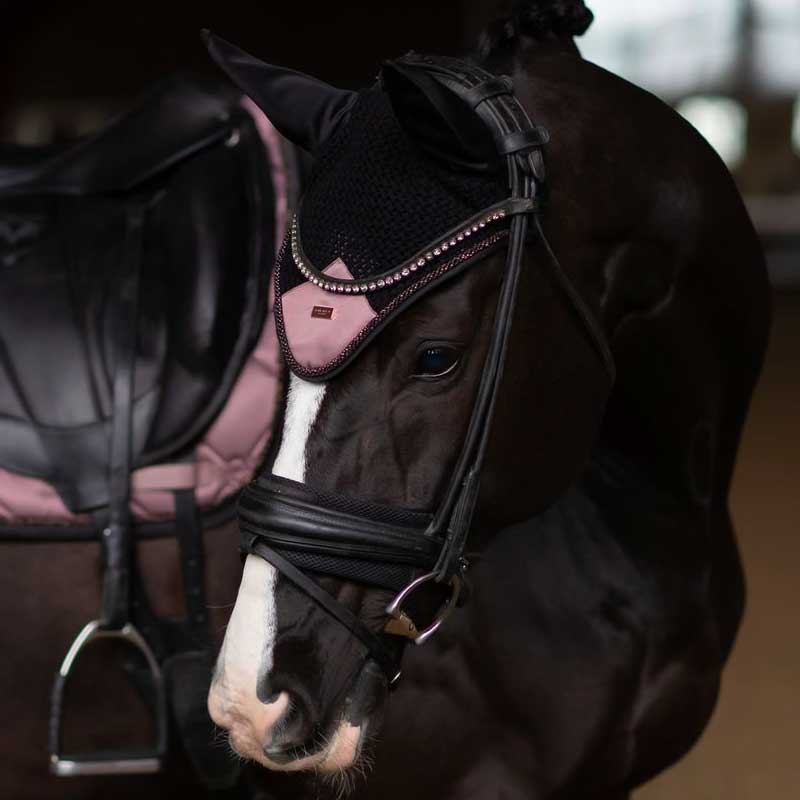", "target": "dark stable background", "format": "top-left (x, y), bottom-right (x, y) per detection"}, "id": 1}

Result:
top-left (0, 3), bottom-right (798, 799)
top-left (0, 0), bottom-right (483, 115)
